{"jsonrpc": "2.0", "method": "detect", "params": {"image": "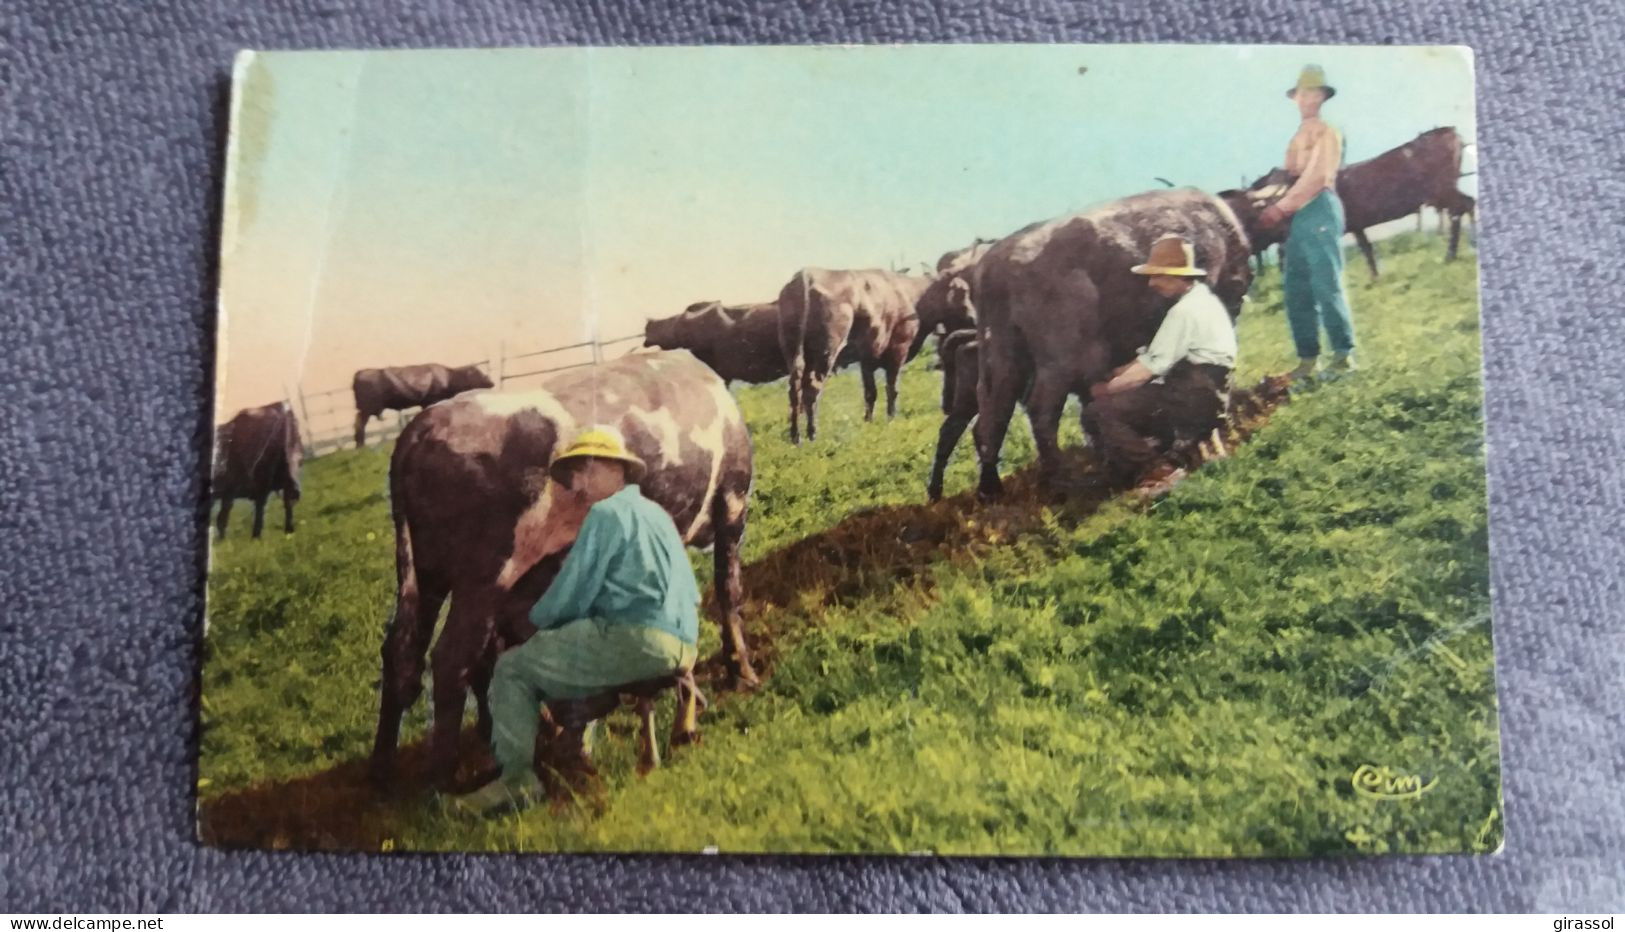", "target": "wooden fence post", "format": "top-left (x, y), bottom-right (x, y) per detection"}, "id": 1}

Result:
top-left (291, 382), bottom-right (314, 457)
